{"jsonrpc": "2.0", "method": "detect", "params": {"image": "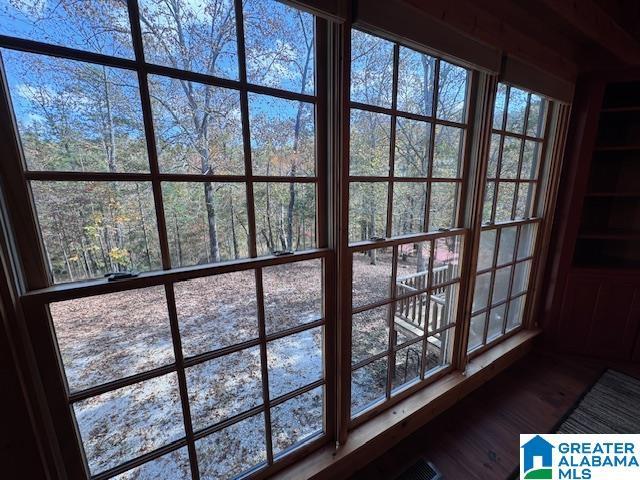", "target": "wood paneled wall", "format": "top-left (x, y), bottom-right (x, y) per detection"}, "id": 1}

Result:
top-left (555, 269), bottom-right (640, 361)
